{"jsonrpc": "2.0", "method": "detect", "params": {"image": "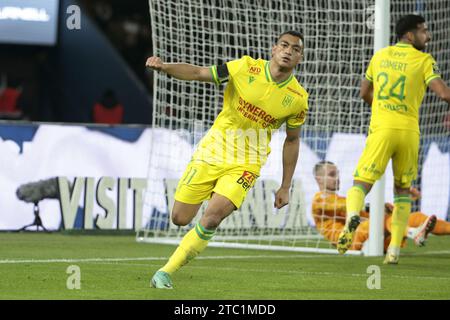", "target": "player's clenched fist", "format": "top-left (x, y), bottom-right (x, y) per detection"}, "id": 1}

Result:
top-left (146, 56), bottom-right (164, 71)
top-left (274, 187), bottom-right (289, 209)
